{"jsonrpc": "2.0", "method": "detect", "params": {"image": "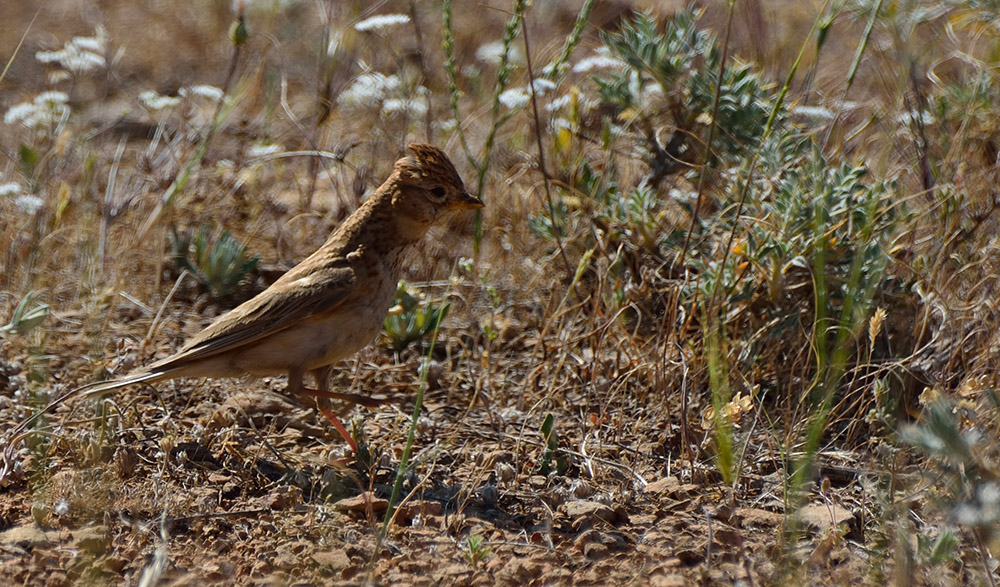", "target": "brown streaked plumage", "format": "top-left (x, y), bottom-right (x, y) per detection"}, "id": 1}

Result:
top-left (4, 143), bottom-right (482, 455)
